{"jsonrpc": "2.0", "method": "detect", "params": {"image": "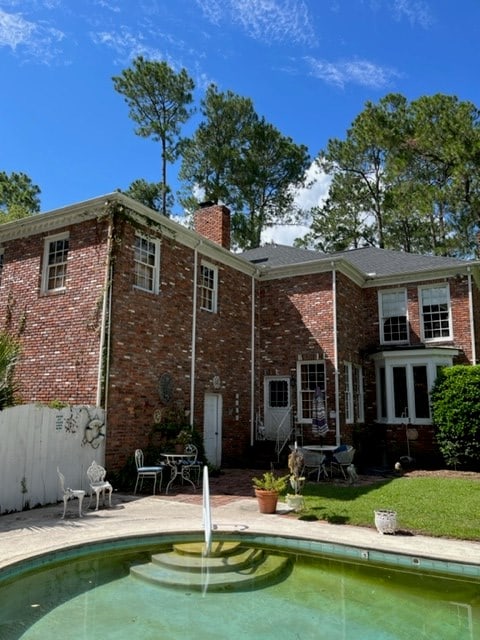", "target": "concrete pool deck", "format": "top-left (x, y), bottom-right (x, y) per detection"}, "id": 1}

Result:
top-left (1, 480), bottom-right (480, 570)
